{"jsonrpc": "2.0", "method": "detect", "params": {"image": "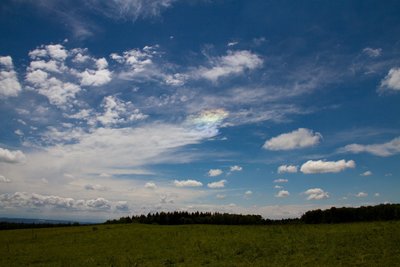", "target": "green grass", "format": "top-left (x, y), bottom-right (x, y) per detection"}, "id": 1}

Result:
top-left (1, 221), bottom-right (399, 266)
